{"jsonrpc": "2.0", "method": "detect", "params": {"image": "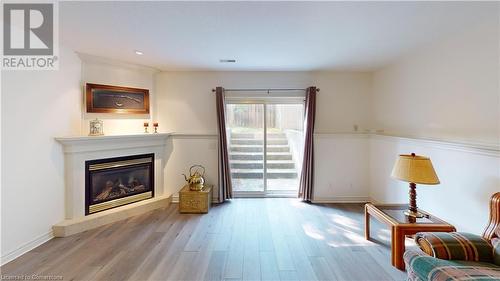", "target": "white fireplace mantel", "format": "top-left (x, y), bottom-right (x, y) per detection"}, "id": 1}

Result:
top-left (54, 133), bottom-right (172, 236)
top-left (55, 133), bottom-right (172, 153)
